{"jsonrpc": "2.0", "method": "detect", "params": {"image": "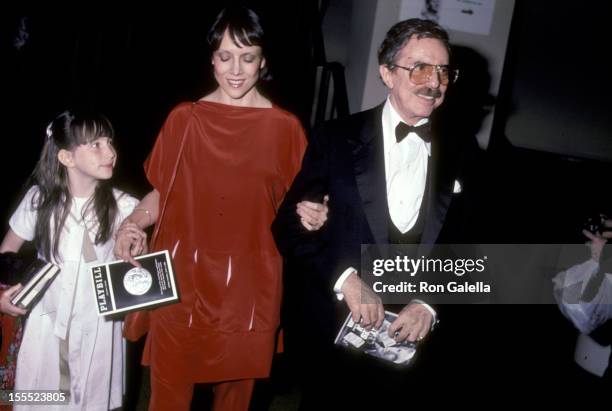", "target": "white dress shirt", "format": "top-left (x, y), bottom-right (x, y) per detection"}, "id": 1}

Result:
top-left (382, 98), bottom-right (431, 233)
